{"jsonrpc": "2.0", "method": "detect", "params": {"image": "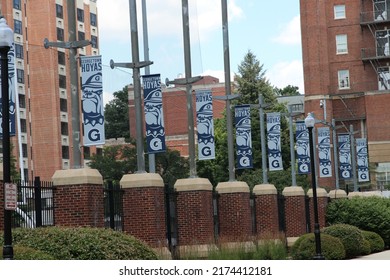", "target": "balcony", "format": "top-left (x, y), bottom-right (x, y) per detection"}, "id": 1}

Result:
top-left (361, 10), bottom-right (390, 25)
top-left (361, 47), bottom-right (390, 61)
